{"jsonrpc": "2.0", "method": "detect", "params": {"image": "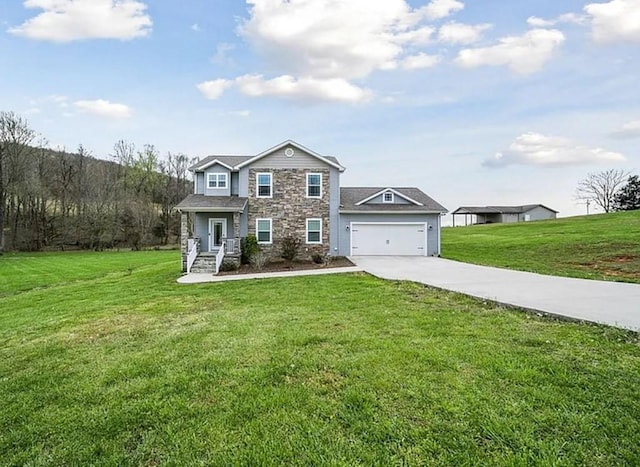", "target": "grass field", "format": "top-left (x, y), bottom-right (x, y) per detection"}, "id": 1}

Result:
top-left (442, 211), bottom-right (640, 283)
top-left (1, 251), bottom-right (639, 465)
